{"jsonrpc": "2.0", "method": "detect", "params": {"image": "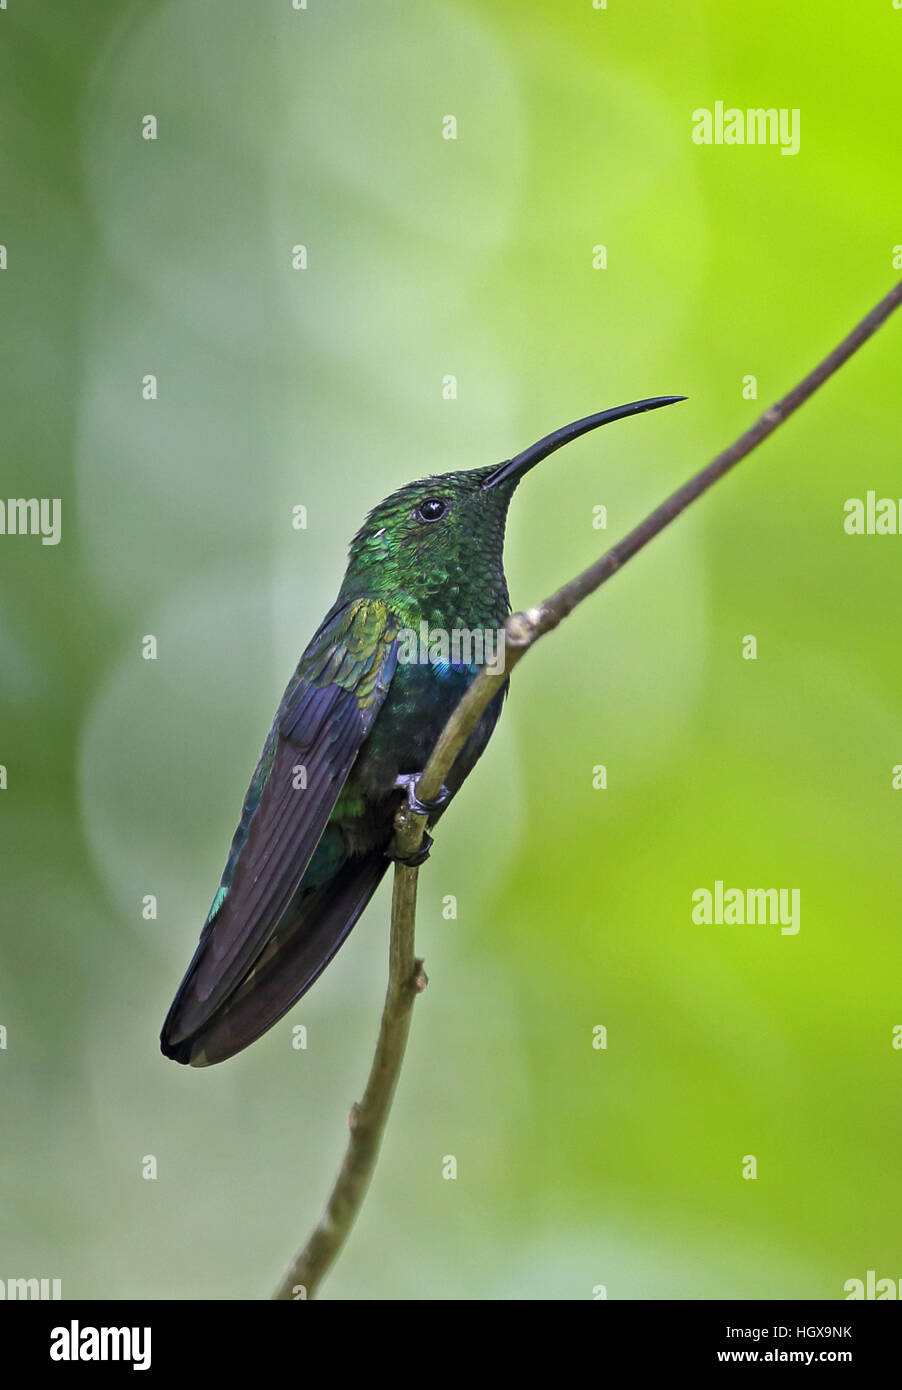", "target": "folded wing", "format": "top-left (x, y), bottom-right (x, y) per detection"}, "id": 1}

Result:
top-left (161, 597), bottom-right (399, 1057)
